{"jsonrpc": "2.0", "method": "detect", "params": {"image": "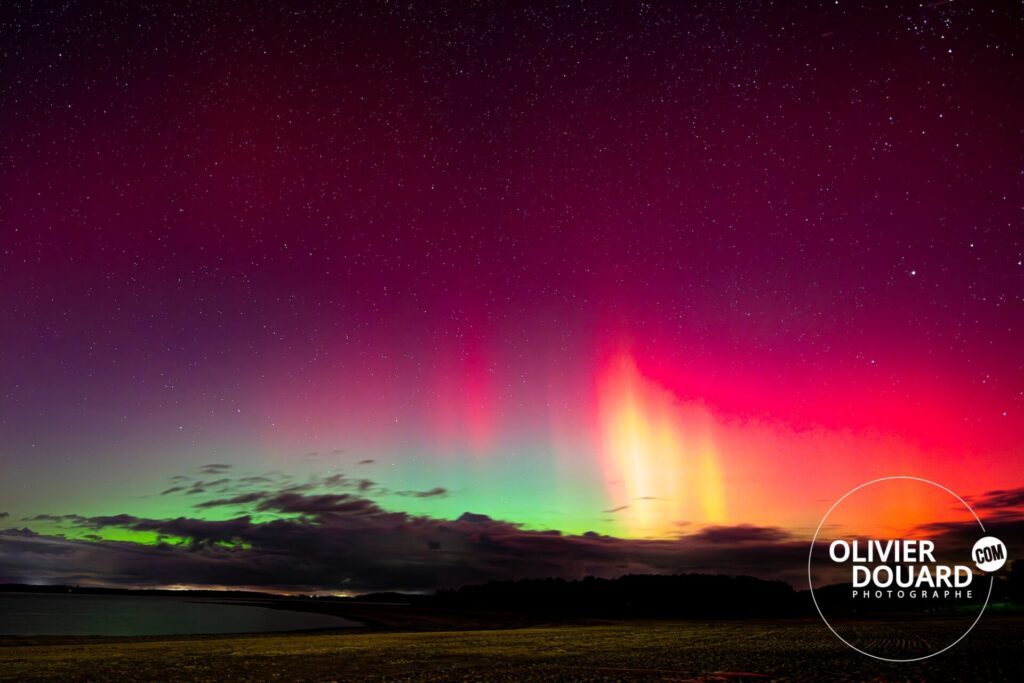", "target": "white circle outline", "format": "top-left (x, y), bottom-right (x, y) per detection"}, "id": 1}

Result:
top-left (807, 475), bottom-right (993, 663)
